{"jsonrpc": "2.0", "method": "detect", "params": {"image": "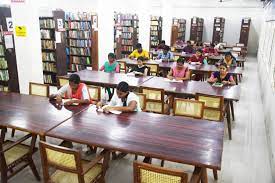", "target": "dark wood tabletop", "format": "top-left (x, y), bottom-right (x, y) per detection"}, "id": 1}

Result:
top-left (58, 70), bottom-right (153, 88)
top-left (118, 58), bottom-right (243, 75)
top-left (140, 78), bottom-right (241, 101)
top-left (0, 92), bottom-right (89, 135)
top-left (46, 107), bottom-right (224, 170)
